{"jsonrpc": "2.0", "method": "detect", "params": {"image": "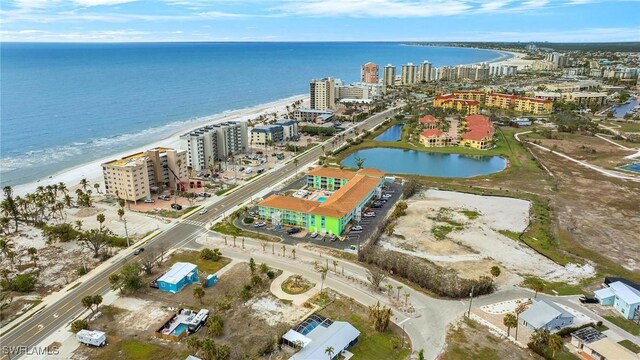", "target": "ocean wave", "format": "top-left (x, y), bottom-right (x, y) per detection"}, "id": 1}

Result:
top-left (0, 94), bottom-right (306, 175)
